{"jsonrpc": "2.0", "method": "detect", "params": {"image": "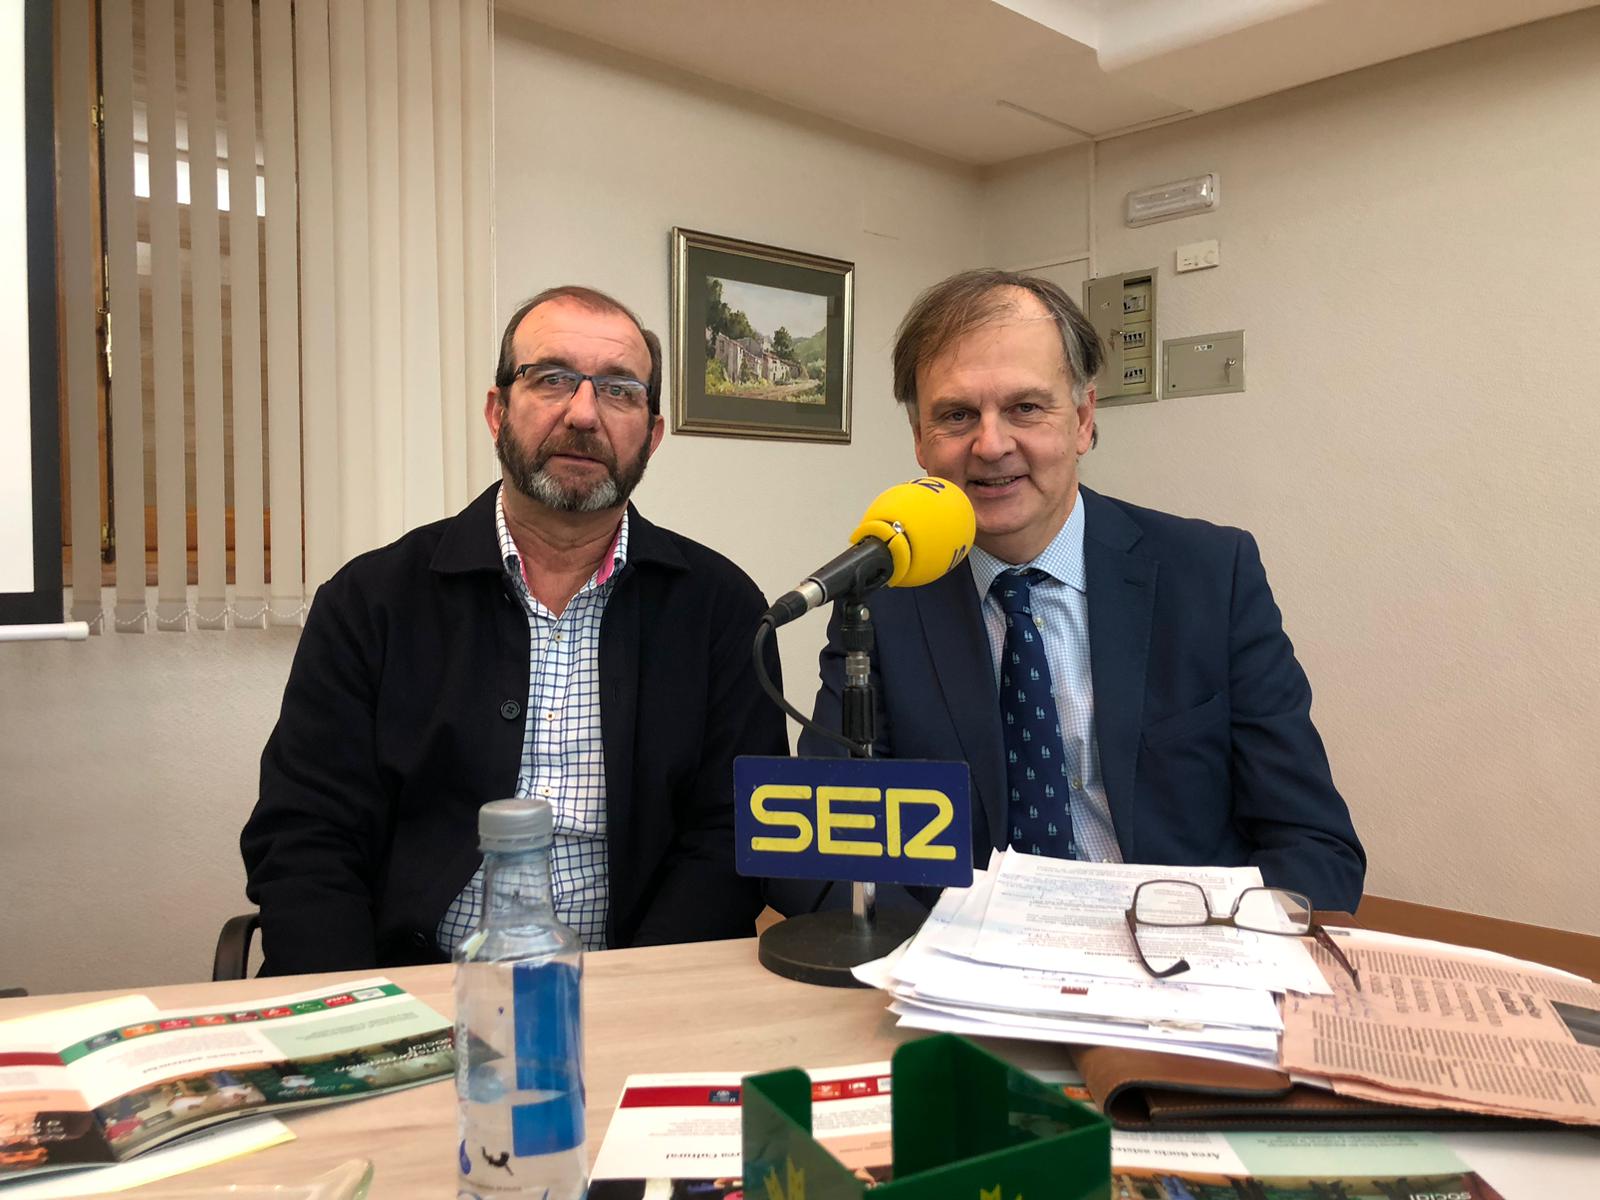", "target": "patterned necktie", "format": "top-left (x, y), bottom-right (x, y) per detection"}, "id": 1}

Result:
top-left (992, 569), bottom-right (1076, 858)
